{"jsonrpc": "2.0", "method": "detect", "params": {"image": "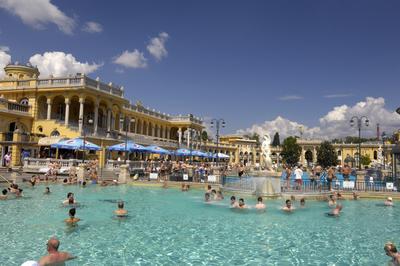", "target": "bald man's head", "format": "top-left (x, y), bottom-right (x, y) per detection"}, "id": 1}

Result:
top-left (47, 237), bottom-right (60, 251)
